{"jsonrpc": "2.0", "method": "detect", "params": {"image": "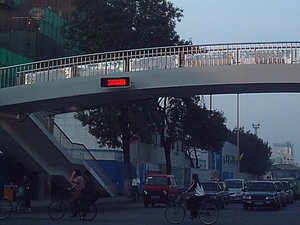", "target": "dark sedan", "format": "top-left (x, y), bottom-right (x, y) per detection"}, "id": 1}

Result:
top-left (243, 181), bottom-right (282, 210)
top-left (202, 181), bottom-right (226, 208)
